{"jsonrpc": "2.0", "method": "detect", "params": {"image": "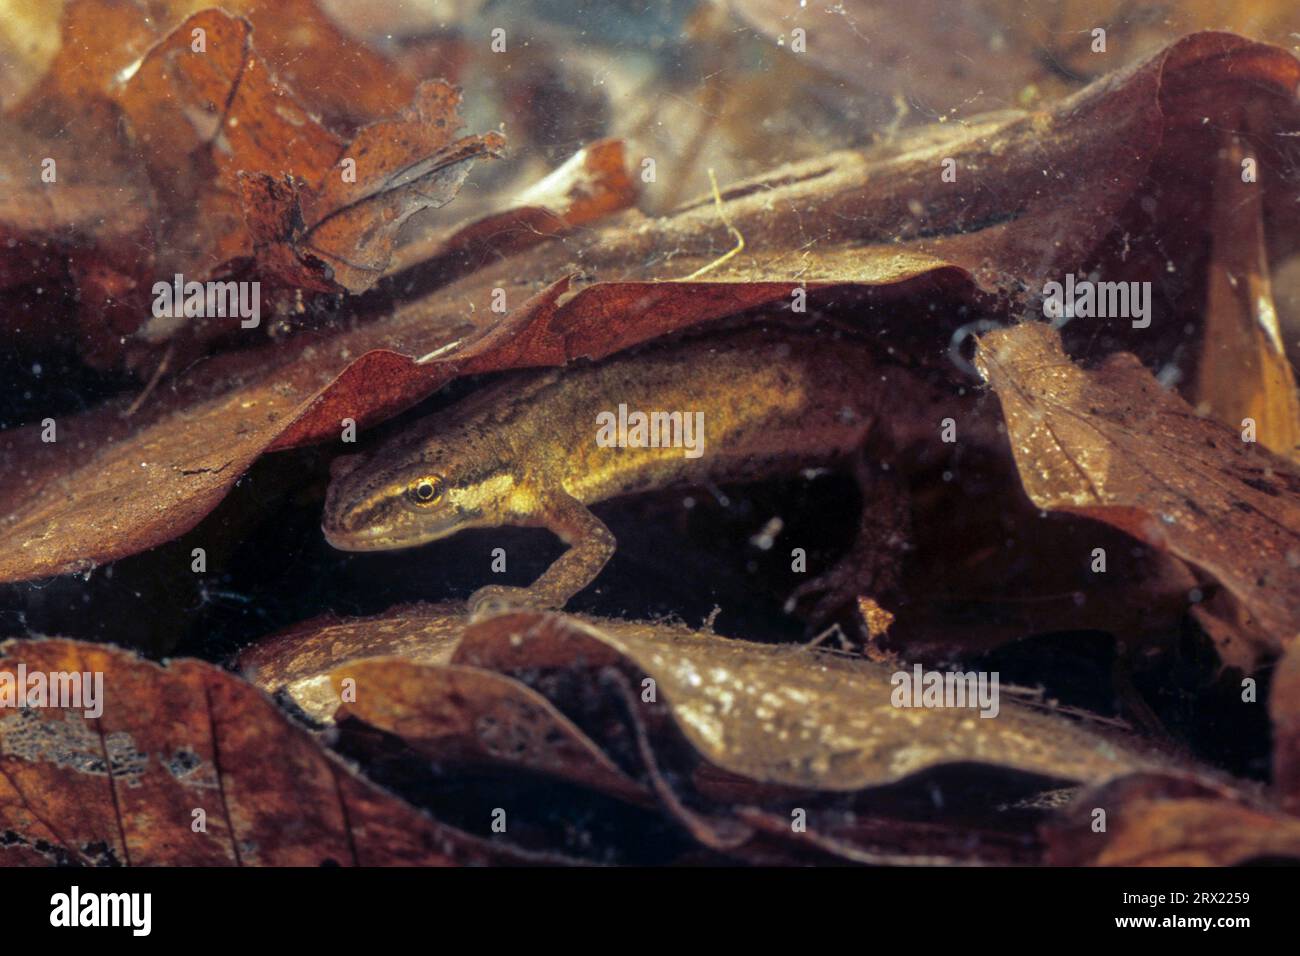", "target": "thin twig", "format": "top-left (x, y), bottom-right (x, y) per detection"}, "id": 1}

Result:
top-left (683, 168), bottom-right (744, 280)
